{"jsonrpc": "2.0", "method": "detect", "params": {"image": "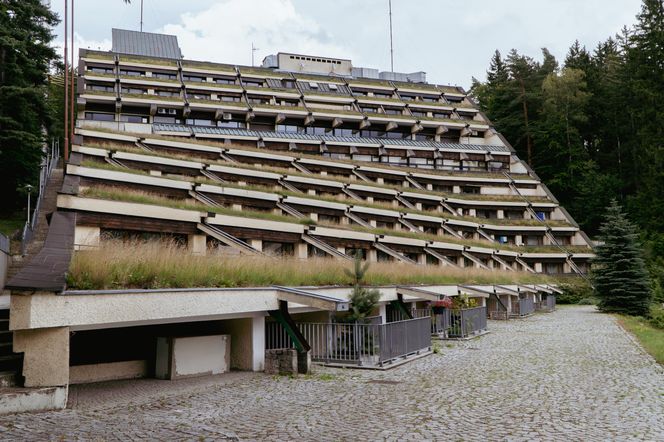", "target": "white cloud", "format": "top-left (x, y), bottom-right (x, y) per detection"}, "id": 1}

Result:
top-left (52, 32), bottom-right (111, 62)
top-left (159, 0), bottom-right (352, 66)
